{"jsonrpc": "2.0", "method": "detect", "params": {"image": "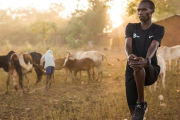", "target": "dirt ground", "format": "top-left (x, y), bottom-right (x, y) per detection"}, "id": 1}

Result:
top-left (0, 47), bottom-right (179, 120)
